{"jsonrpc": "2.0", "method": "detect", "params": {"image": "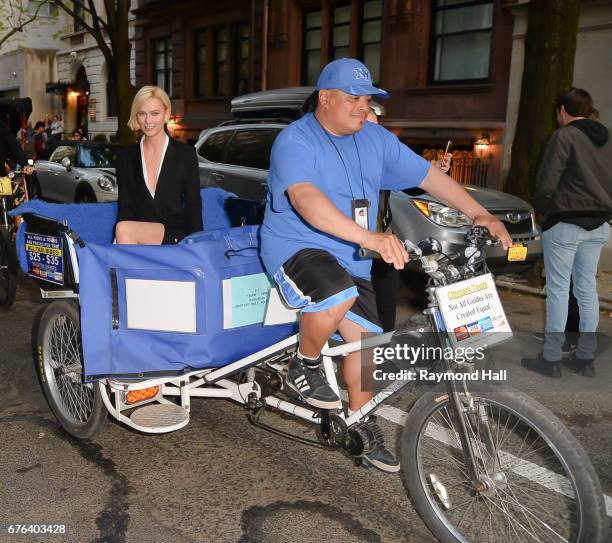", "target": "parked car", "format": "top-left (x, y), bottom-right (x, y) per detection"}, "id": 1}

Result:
top-left (195, 87), bottom-right (542, 272)
top-left (31, 141), bottom-right (124, 203)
